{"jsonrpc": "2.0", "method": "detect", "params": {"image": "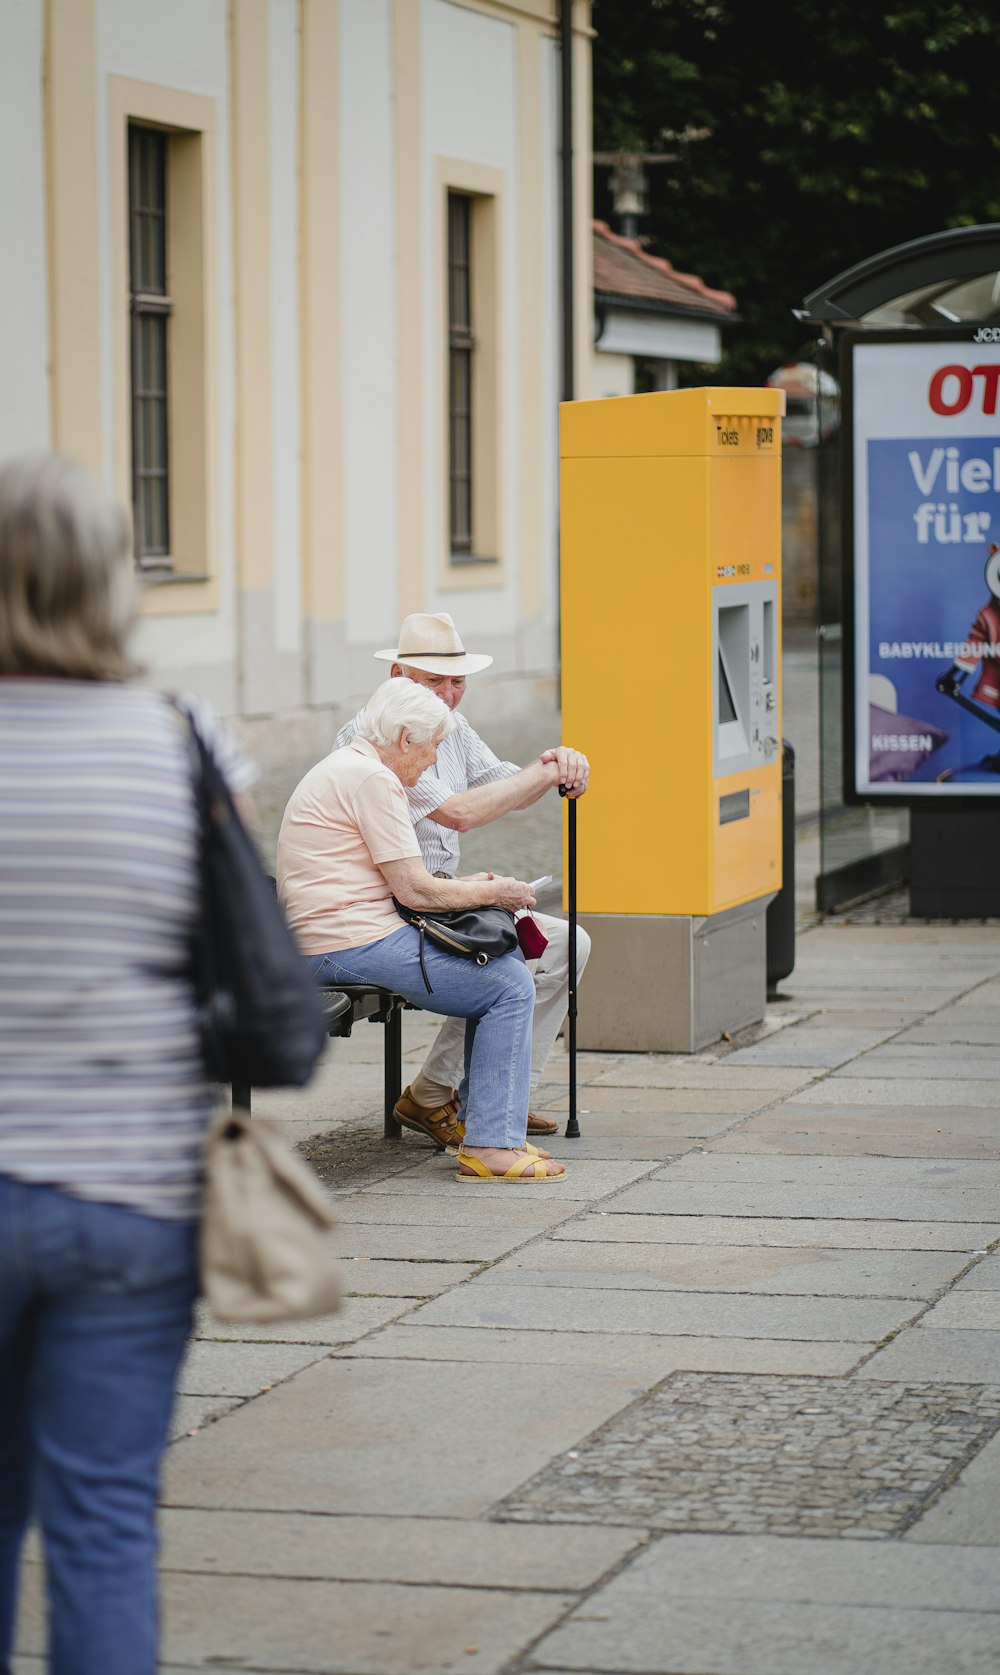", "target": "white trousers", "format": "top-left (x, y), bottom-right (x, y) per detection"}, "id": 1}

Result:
top-left (411, 911), bottom-right (592, 1105)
